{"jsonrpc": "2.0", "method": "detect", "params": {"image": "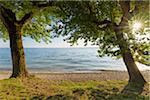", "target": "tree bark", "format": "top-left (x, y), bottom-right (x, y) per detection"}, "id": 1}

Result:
top-left (8, 25), bottom-right (28, 78)
top-left (122, 50), bottom-right (146, 83)
top-left (0, 5), bottom-right (30, 78)
top-left (115, 28), bottom-right (146, 84)
top-left (113, 1), bottom-right (147, 84)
